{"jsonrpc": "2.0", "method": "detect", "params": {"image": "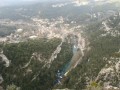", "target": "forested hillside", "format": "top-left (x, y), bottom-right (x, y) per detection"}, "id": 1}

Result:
top-left (0, 0), bottom-right (120, 90)
top-left (0, 38), bottom-right (73, 90)
top-left (54, 14), bottom-right (120, 90)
